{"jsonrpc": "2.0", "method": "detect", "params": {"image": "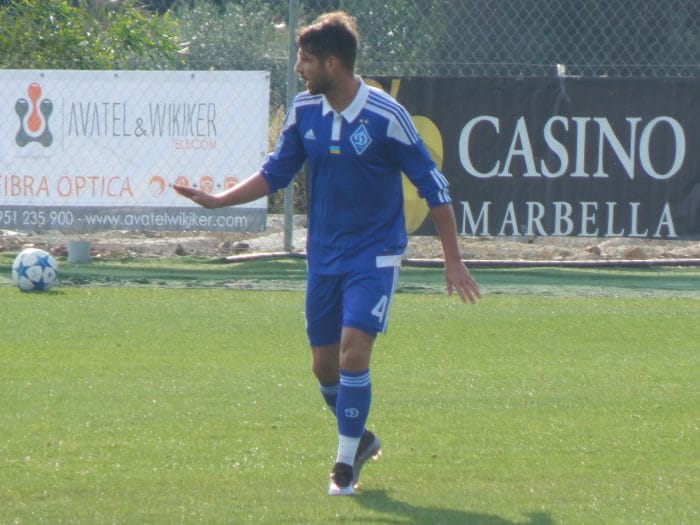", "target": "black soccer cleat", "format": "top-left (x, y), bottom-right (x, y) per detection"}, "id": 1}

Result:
top-left (328, 462), bottom-right (355, 495)
top-left (352, 429), bottom-right (382, 488)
